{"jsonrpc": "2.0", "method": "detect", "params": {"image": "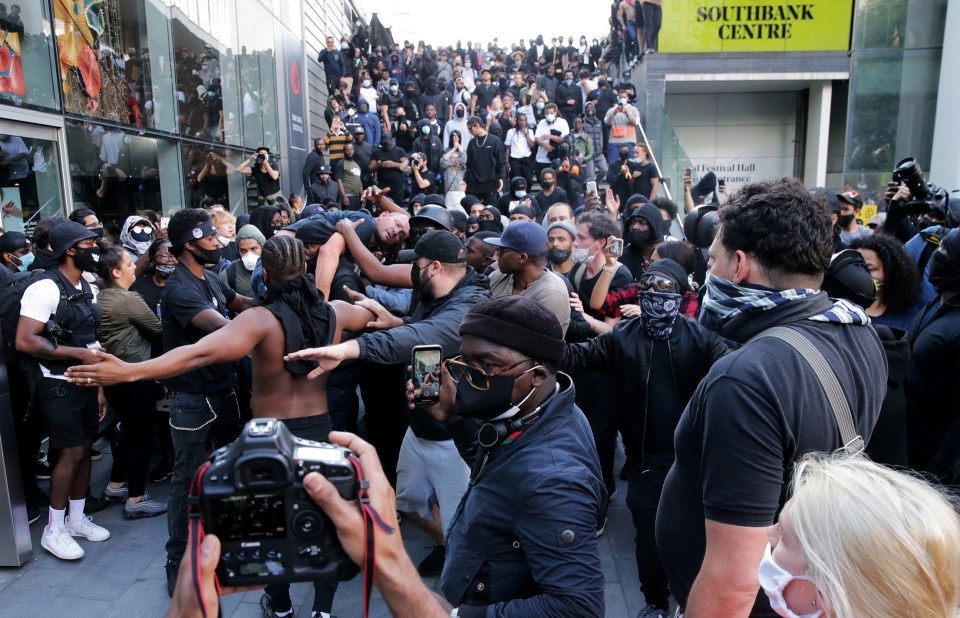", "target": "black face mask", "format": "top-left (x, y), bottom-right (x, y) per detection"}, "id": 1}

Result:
top-left (619, 151), bottom-right (630, 162)
top-left (928, 251), bottom-right (960, 294)
top-left (477, 219), bottom-right (502, 233)
top-left (546, 248), bottom-right (571, 264)
top-left (154, 263), bottom-right (175, 279)
top-left (271, 225), bottom-right (283, 236)
top-left (541, 180), bottom-right (554, 189)
top-left (838, 213), bottom-right (856, 228)
top-left (381, 141), bottom-right (391, 150)
top-left (456, 108), bottom-right (465, 118)
top-left (192, 244), bottom-right (222, 266)
top-left (410, 261), bottom-right (434, 301)
top-left (917, 216), bottom-right (937, 230)
top-left (73, 247), bottom-right (100, 273)
top-left (628, 229), bottom-right (656, 248)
